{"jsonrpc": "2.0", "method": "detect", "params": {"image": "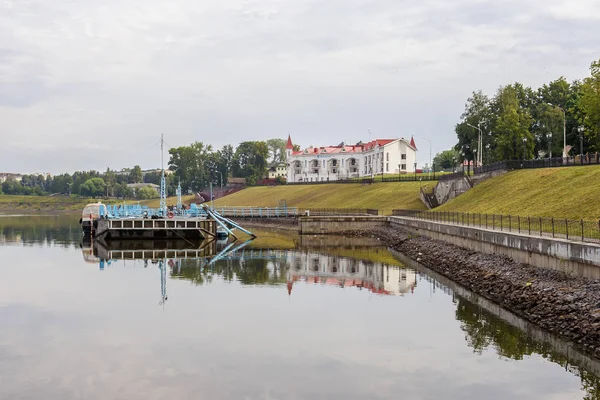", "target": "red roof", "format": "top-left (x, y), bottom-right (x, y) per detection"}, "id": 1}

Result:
top-left (409, 136), bottom-right (417, 150)
top-left (286, 135), bottom-right (294, 149)
top-left (362, 139), bottom-right (396, 151)
top-left (290, 138), bottom-right (415, 156)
